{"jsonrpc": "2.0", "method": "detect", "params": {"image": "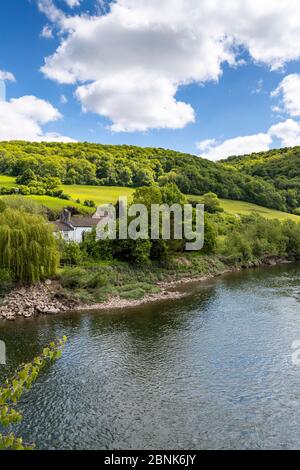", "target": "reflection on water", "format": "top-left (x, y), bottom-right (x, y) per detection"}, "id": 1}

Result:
top-left (1, 264), bottom-right (300, 449)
